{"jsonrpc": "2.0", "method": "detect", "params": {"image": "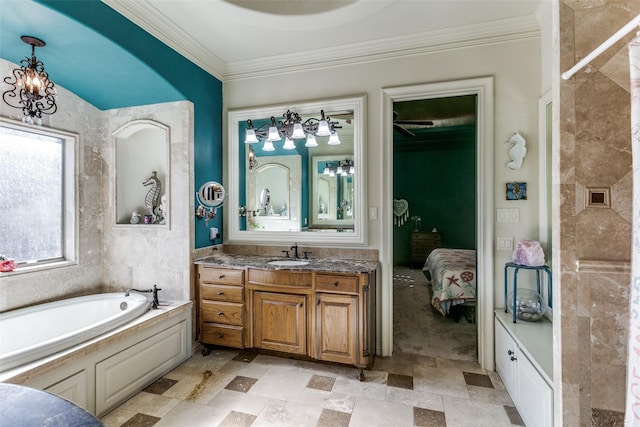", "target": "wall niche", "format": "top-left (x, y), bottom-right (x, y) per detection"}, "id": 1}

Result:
top-left (113, 120), bottom-right (170, 226)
